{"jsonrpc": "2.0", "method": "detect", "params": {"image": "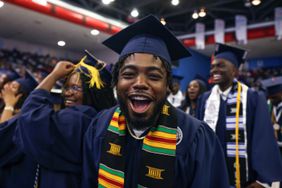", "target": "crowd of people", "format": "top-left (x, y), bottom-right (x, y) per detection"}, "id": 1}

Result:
top-left (0, 15), bottom-right (282, 188)
top-left (239, 66), bottom-right (282, 91)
